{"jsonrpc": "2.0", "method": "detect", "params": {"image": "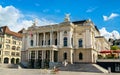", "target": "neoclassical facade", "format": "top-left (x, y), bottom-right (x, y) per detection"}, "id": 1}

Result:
top-left (0, 26), bottom-right (22, 64)
top-left (22, 15), bottom-right (110, 68)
